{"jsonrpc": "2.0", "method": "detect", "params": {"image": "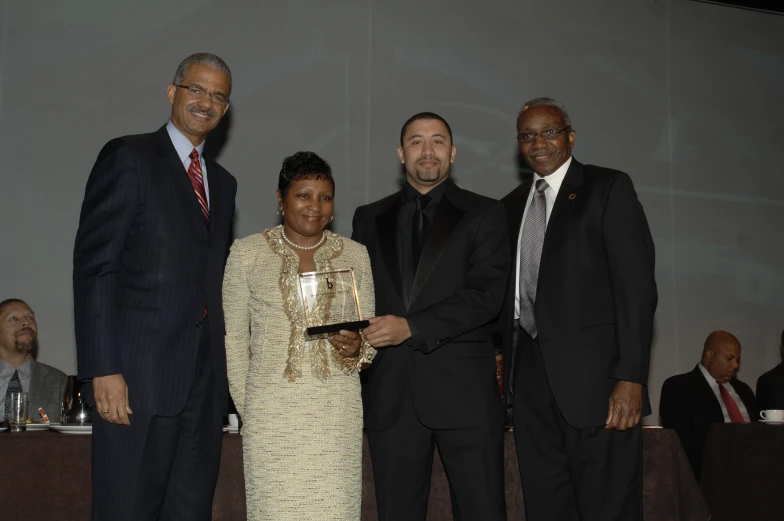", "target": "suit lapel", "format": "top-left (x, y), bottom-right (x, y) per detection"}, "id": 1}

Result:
top-left (408, 185), bottom-right (465, 310)
top-left (504, 176), bottom-right (533, 281)
top-left (507, 177), bottom-right (533, 247)
top-left (27, 361), bottom-right (43, 410)
top-left (204, 156), bottom-right (223, 242)
top-left (539, 159), bottom-right (585, 270)
top-left (375, 192), bottom-right (405, 304)
top-left (156, 127), bottom-right (209, 240)
top-left (501, 178), bottom-right (533, 331)
top-left (691, 365), bottom-right (724, 421)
